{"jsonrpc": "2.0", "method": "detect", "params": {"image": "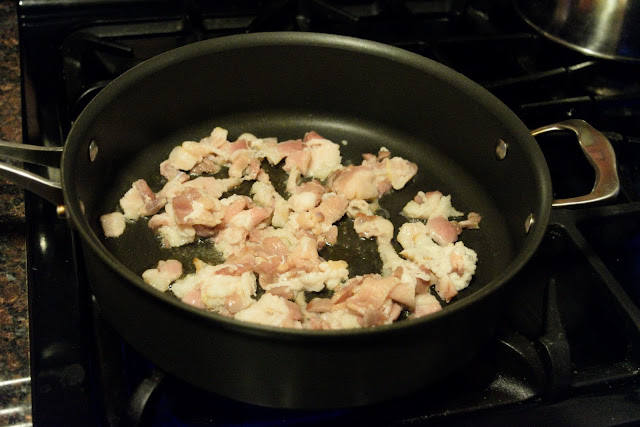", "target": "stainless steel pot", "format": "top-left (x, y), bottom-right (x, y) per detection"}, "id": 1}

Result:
top-left (514, 0), bottom-right (640, 62)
